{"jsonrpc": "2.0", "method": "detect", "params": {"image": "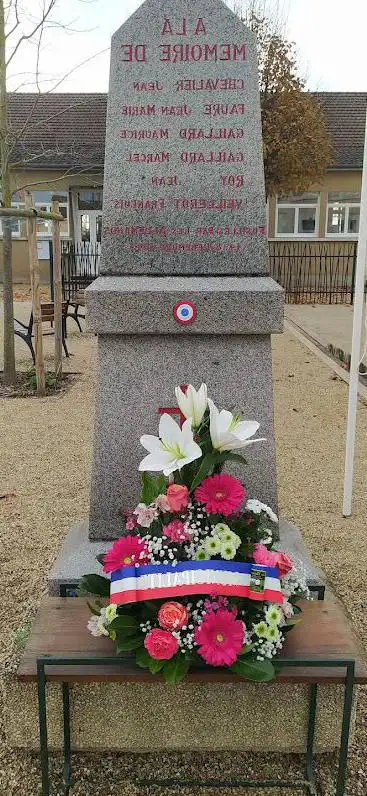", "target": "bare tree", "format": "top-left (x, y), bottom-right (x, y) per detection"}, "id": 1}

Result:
top-left (226, 1), bottom-right (332, 198)
top-left (0, 0), bottom-right (105, 385)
